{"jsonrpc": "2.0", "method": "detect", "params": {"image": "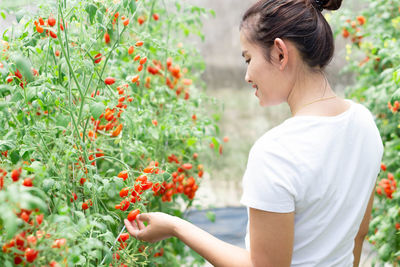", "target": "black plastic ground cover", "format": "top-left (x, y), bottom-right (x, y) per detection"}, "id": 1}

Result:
top-left (185, 207), bottom-right (248, 249)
